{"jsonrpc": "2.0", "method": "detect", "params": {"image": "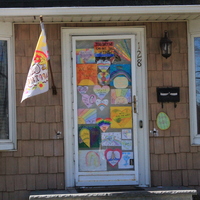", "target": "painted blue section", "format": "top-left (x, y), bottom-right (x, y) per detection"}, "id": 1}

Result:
top-left (95, 53), bottom-right (114, 57)
top-left (110, 64), bottom-right (131, 87)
